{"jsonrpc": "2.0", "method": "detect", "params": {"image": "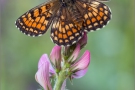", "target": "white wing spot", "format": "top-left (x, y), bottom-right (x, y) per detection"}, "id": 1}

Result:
top-left (84, 29), bottom-right (88, 32)
top-left (38, 34), bottom-right (43, 36)
top-left (90, 30), bottom-right (94, 32)
top-left (72, 41), bottom-right (76, 44)
top-left (27, 34), bottom-right (30, 36)
top-left (96, 28), bottom-right (100, 30)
